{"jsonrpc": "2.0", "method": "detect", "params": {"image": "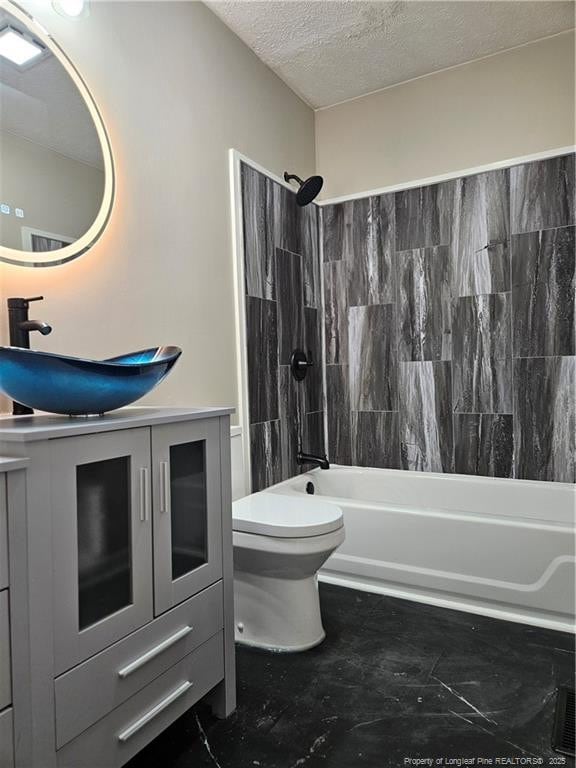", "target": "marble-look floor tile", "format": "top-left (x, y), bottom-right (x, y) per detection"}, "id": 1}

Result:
top-left (396, 246), bottom-right (451, 361)
top-left (130, 583), bottom-right (575, 768)
top-left (511, 154), bottom-right (575, 234)
top-left (512, 226), bottom-right (575, 357)
top-left (326, 365), bottom-right (351, 465)
top-left (514, 356), bottom-right (575, 482)
top-left (303, 411), bottom-right (325, 457)
top-left (454, 414), bottom-right (513, 478)
top-left (250, 420), bottom-right (282, 492)
top-left (451, 170), bottom-right (510, 297)
top-left (346, 194), bottom-right (395, 306)
top-left (395, 180), bottom-right (454, 251)
top-left (246, 296), bottom-right (278, 424)
top-left (304, 307), bottom-right (323, 413)
top-left (351, 411), bottom-right (400, 468)
top-left (275, 248), bottom-right (304, 365)
top-left (324, 260), bottom-right (348, 364)
top-left (241, 163), bottom-right (275, 299)
top-left (322, 204), bottom-right (345, 262)
top-left (300, 203), bottom-right (321, 307)
top-left (349, 304), bottom-right (397, 411)
top-left (452, 293), bottom-right (512, 414)
top-left (273, 182), bottom-right (301, 255)
top-left (399, 361), bottom-right (453, 472)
